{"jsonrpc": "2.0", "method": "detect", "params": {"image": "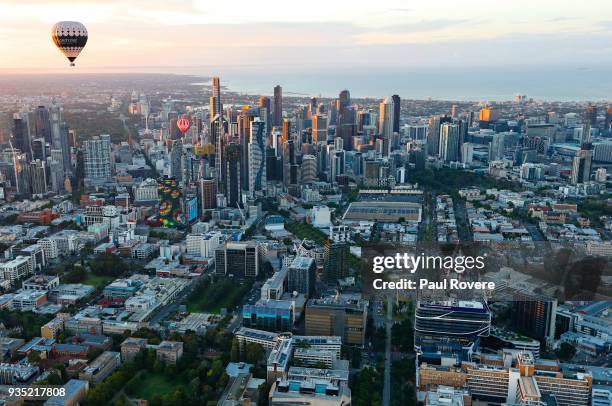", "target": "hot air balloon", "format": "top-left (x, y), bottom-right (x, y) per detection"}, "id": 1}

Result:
top-left (177, 115), bottom-right (190, 135)
top-left (51, 21), bottom-right (88, 66)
